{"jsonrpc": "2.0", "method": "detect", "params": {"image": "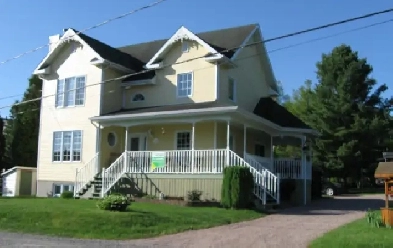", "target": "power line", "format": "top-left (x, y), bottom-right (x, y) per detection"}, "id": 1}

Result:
top-left (268, 18), bottom-right (393, 54)
top-left (0, 0), bottom-right (168, 66)
top-left (1, 7), bottom-right (393, 111)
